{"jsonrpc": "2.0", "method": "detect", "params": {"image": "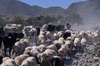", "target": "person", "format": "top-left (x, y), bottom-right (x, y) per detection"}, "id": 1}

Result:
top-left (66, 22), bottom-right (71, 30)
